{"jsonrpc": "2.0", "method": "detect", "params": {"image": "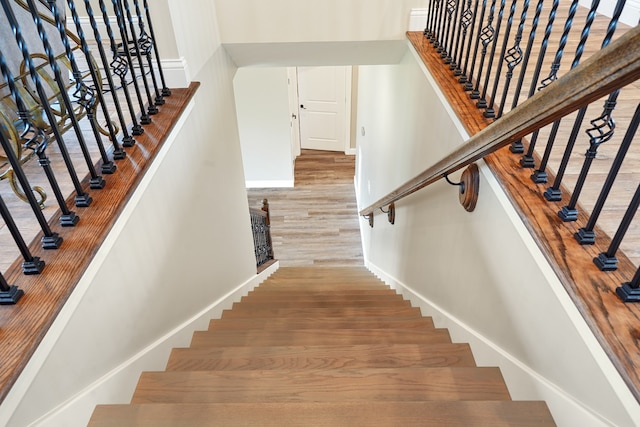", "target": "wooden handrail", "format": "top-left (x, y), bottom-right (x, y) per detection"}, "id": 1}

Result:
top-left (359, 25), bottom-right (640, 217)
